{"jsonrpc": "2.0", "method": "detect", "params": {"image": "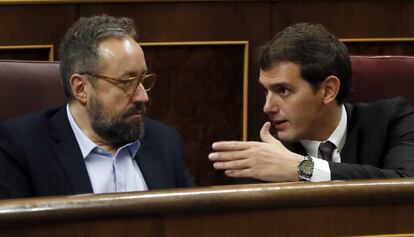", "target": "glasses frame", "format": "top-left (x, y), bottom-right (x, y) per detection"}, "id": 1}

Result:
top-left (82, 72), bottom-right (156, 95)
